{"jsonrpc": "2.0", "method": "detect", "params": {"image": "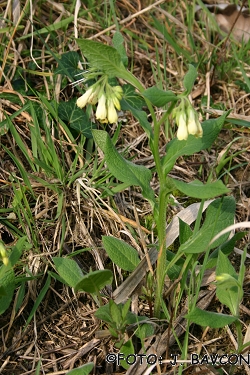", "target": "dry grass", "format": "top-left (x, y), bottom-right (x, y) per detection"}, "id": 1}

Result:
top-left (0, 0), bottom-right (250, 374)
